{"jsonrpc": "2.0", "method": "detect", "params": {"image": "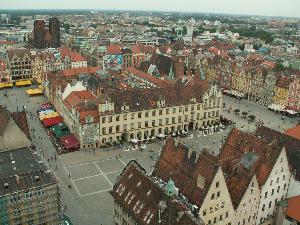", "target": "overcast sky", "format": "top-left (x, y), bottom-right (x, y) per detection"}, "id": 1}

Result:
top-left (1, 0), bottom-right (299, 18)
